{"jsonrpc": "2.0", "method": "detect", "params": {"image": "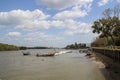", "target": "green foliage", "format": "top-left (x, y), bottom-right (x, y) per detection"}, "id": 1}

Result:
top-left (0, 43), bottom-right (19, 51)
top-left (19, 46), bottom-right (27, 50)
top-left (92, 5), bottom-right (120, 46)
top-left (65, 43), bottom-right (86, 49)
top-left (115, 38), bottom-right (120, 46)
top-left (92, 37), bottom-right (120, 47)
top-left (91, 38), bottom-right (105, 47)
top-left (92, 17), bottom-right (120, 42)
